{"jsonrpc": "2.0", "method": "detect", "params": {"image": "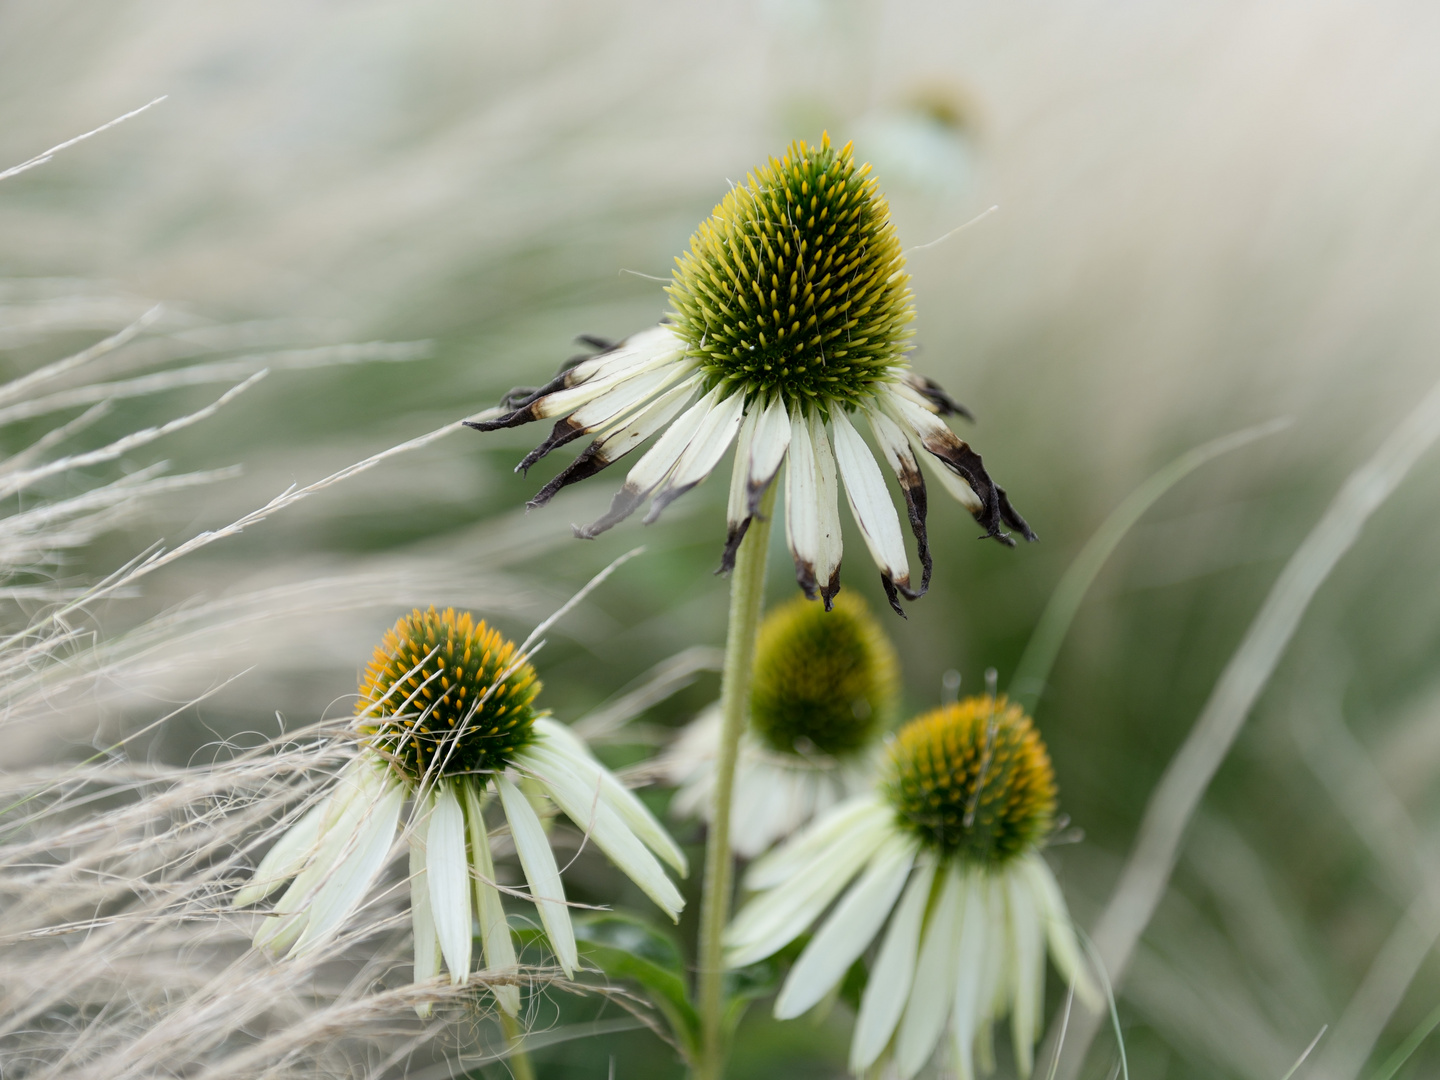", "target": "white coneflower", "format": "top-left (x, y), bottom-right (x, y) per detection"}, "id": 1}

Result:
top-left (233, 606), bottom-right (687, 1017)
top-left (665, 593), bottom-right (898, 856)
top-left (468, 135), bottom-right (1034, 615)
top-left (724, 695), bottom-right (1096, 1079)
